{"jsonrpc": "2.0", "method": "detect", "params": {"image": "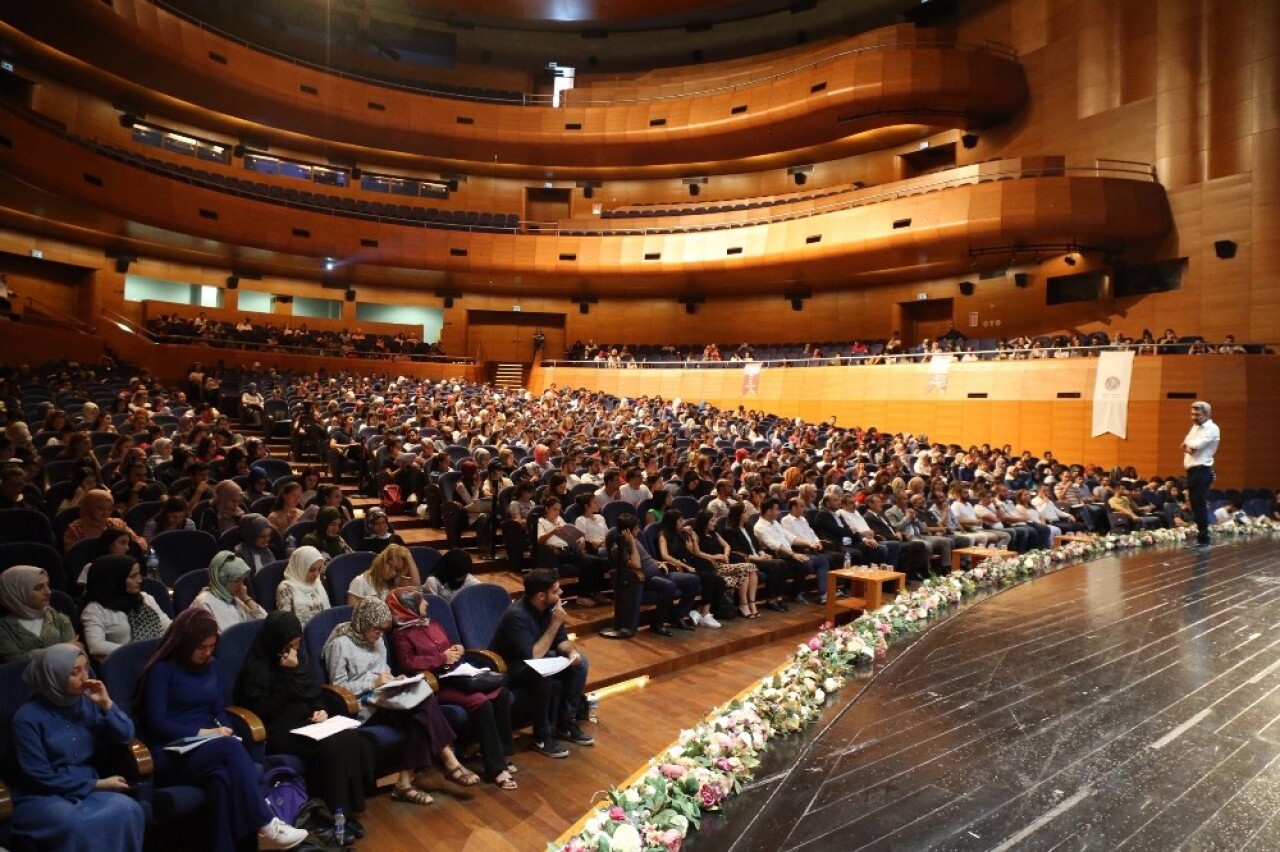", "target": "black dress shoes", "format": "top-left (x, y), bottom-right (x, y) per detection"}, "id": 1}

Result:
top-left (651, 623), bottom-right (673, 636)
